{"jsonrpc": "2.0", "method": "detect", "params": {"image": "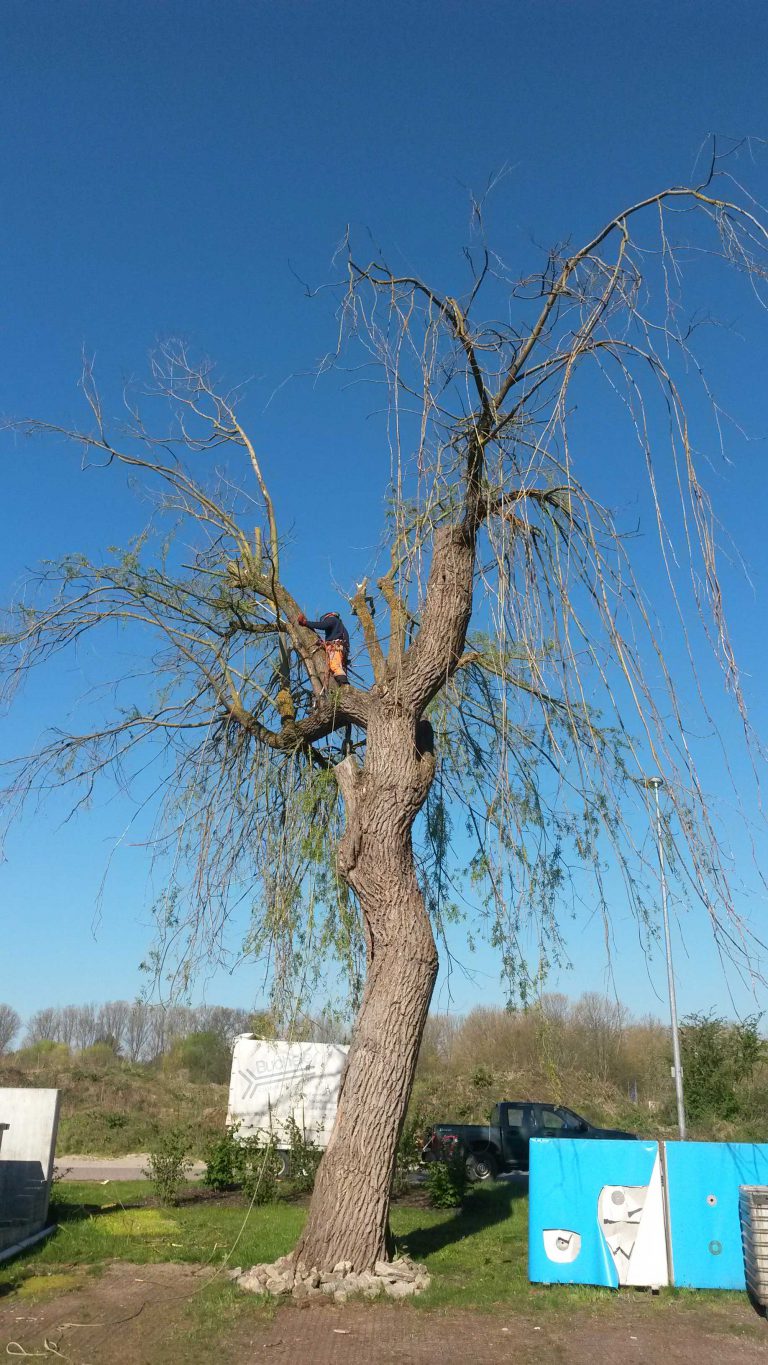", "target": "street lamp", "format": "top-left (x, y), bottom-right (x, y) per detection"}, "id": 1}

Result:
top-left (640, 776), bottom-right (687, 1140)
